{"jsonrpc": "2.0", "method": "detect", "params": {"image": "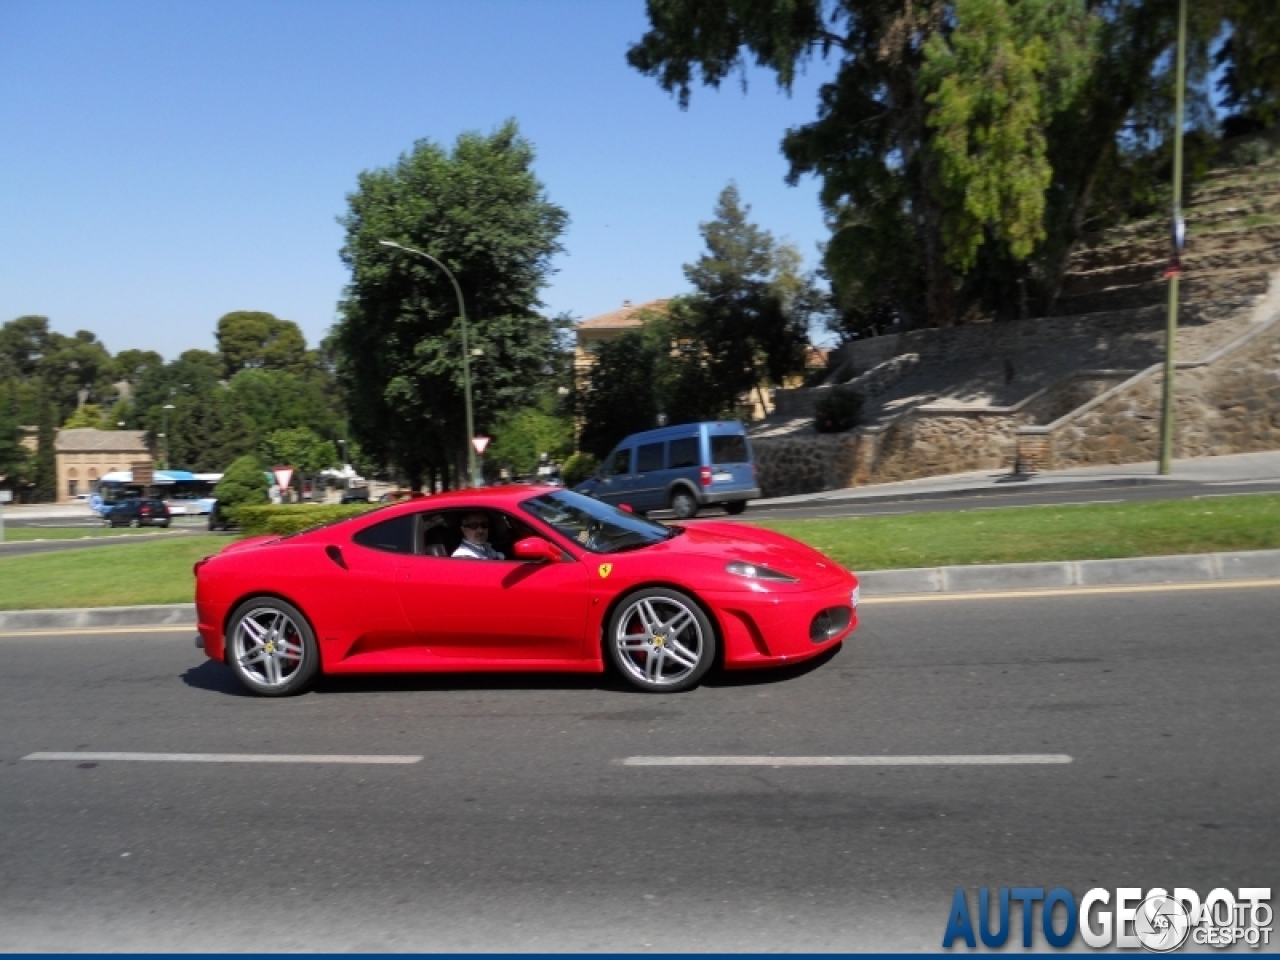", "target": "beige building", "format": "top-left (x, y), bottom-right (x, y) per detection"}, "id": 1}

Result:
top-left (55, 428), bottom-right (151, 503)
